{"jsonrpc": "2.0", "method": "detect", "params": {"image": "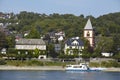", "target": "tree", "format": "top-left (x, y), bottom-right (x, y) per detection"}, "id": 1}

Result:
top-left (112, 34), bottom-right (120, 54)
top-left (94, 36), bottom-right (113, 56)
top-left (47, 43), bottom-right (57, 58)
top-left (34, 48), bottom-right (40, 58)
top-left (0, 30), bottom-right (6, 50)
top-left (25, 27), bottom-right (41, 38)
top-left (80, 38), bottom-right (92, 60)
top-left (6, 35), bottom-right (15, 48)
